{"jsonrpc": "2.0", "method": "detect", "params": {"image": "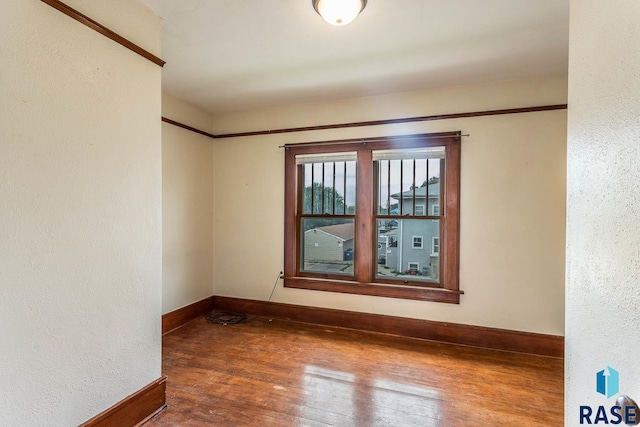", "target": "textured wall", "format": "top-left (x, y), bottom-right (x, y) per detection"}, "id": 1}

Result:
top-left (0, 1), bottom-right (162, 425)
top-left (212, 76), bottom-right (567, 335)
top-left (162, 93), bottom-right (215, 314)
top-left (566, 1), bottom-right (640, 424)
